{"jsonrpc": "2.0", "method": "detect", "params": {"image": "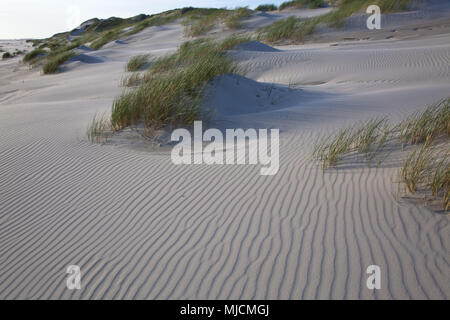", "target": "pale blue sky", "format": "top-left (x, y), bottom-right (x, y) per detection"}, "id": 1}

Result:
top-left (0, 0), bottom-right (287, 39)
